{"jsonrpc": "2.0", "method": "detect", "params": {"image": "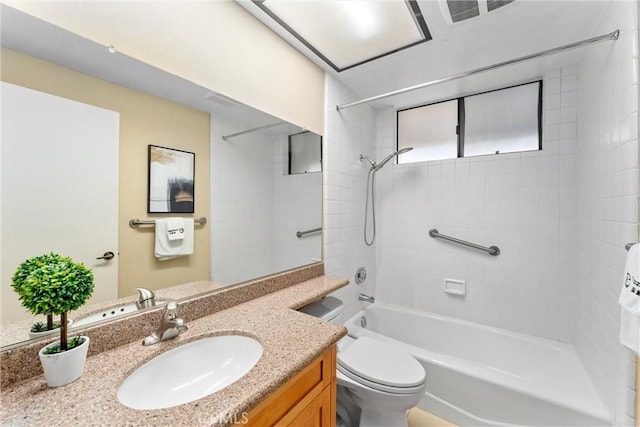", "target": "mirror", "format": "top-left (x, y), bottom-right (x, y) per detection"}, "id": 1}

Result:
top-left (0, 5), bottom-right (322, 348)
top-left (289, 131), bottom-right (323, 175)
top-left (211, 120), bottom-right (322, 285)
